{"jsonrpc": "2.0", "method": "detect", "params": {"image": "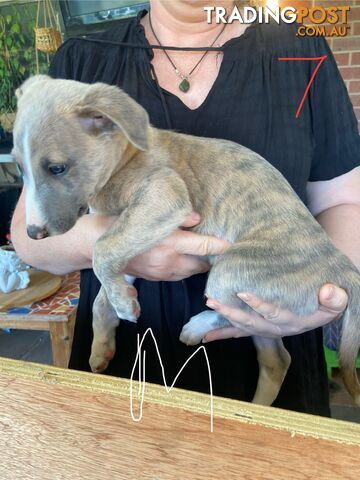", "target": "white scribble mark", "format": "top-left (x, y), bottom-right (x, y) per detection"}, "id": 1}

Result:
top-left (130, 327), bottom-right (214, 432)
